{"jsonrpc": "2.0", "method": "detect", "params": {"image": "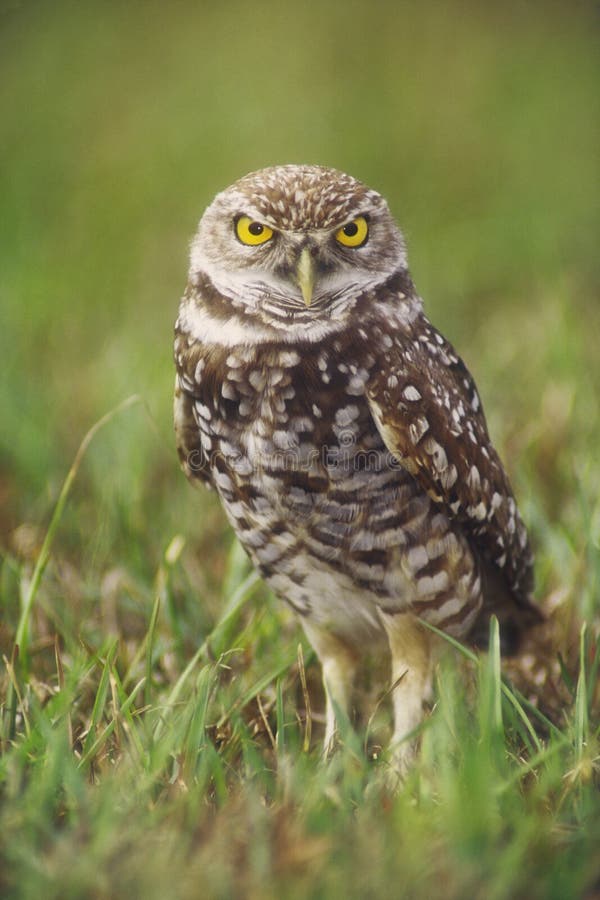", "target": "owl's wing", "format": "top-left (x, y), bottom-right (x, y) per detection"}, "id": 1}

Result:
top-left (173, 306), bottom-right (212, 487)
top-left (365, 316), bottom-right (535, 610)
top-left (174, 376), bottom-right (213, 487)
